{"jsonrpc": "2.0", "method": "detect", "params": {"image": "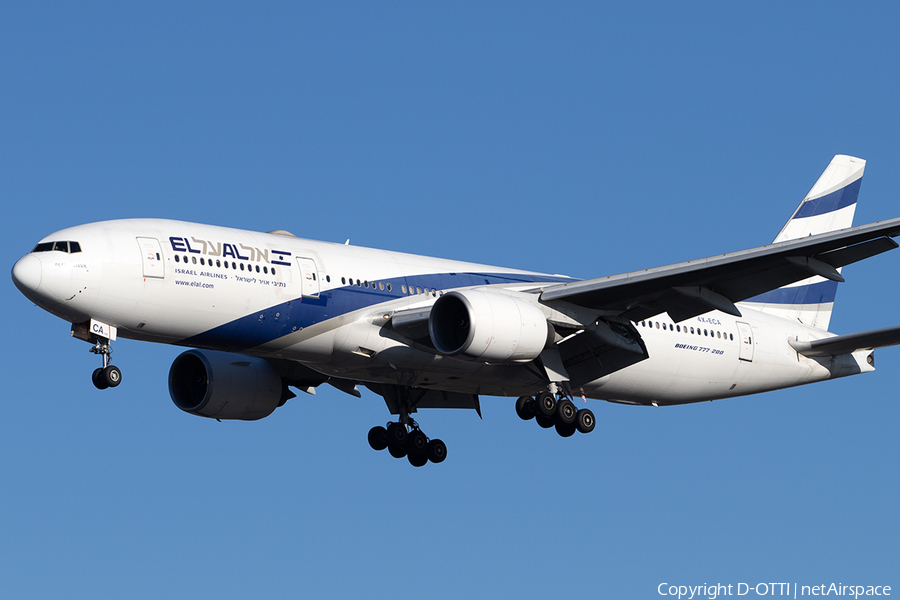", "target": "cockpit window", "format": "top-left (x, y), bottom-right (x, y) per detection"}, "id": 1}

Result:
top-left (32, 240), bottom-right (82, 254)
